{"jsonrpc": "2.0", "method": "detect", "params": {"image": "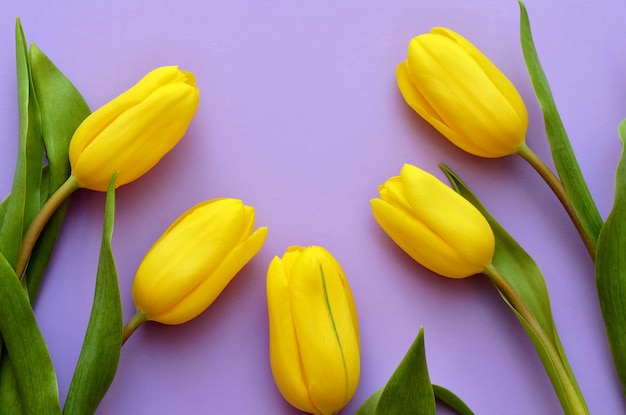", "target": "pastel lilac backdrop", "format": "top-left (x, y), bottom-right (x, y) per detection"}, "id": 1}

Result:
top-left (1, 1), bottom-right (625, 414)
